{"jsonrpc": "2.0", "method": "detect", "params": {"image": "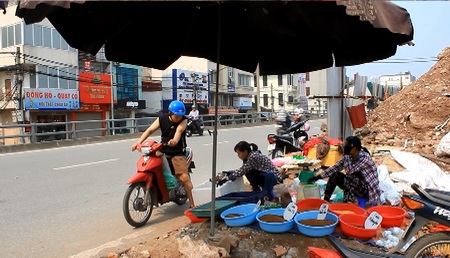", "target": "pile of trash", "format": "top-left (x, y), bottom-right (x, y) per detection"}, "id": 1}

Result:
top-left (361, 46), bottom-right (450, 173)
